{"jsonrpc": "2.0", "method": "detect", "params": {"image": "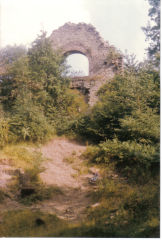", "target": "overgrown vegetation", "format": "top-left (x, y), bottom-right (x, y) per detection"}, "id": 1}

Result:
top-left (0, 210), bottom-right (68, 237)
top-left (71, 63), bottom-right (160, 179)
top-left (56, 174), bottom-right (159, 238)
top-left (0, 0), bottom-right (160, 237)
top-left (0, 31), bottom-right (87, 143)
